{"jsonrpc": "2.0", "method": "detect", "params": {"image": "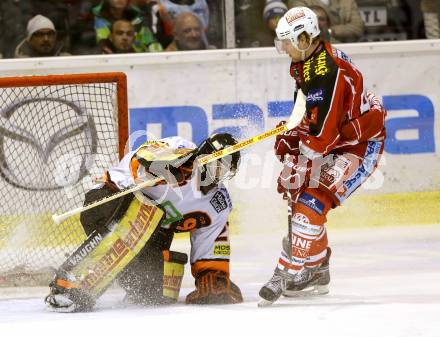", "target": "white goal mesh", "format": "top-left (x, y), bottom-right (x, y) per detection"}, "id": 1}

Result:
top-left (0, 73), bottom-right (128, 286)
